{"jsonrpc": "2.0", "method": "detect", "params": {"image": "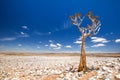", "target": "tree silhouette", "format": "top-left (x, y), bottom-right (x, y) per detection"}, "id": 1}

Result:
top-left (70, 11), bottom-right (101, 72)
